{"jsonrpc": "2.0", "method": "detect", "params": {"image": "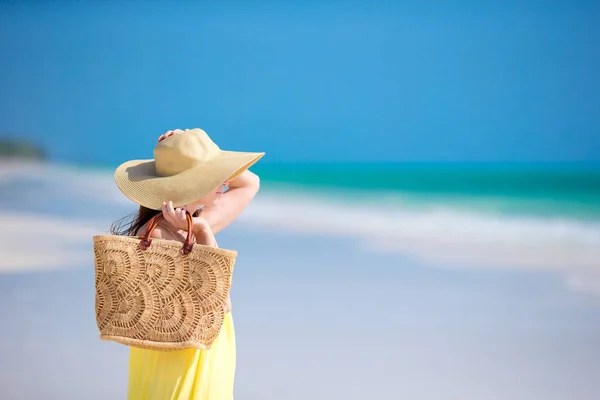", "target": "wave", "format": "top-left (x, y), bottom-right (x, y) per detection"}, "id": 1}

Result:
top-left (240, 191), bottom-right (600, 296)
top-left (240, 192), bottom-right (600, 271)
